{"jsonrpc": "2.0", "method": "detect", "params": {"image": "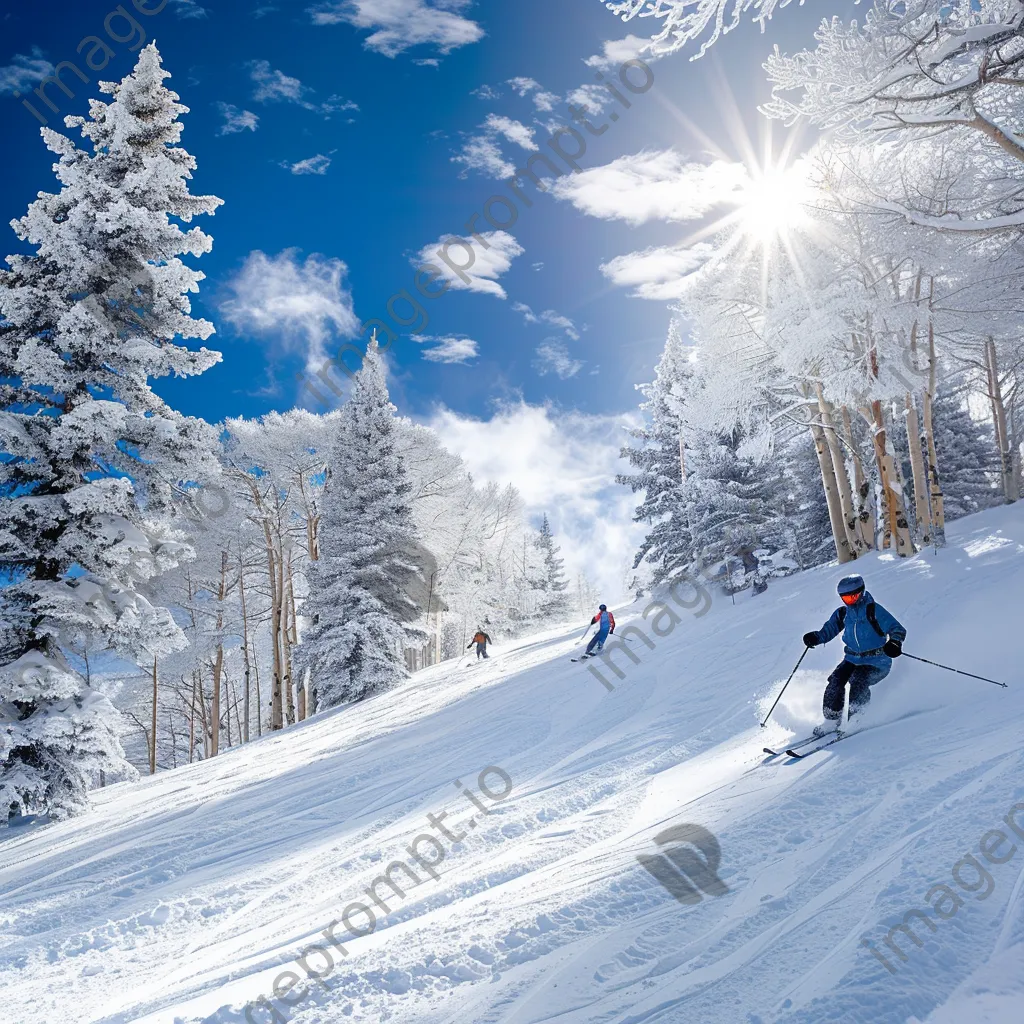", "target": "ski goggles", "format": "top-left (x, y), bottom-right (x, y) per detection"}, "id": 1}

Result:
top-left (840, 590), bottom-right (864, 606)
